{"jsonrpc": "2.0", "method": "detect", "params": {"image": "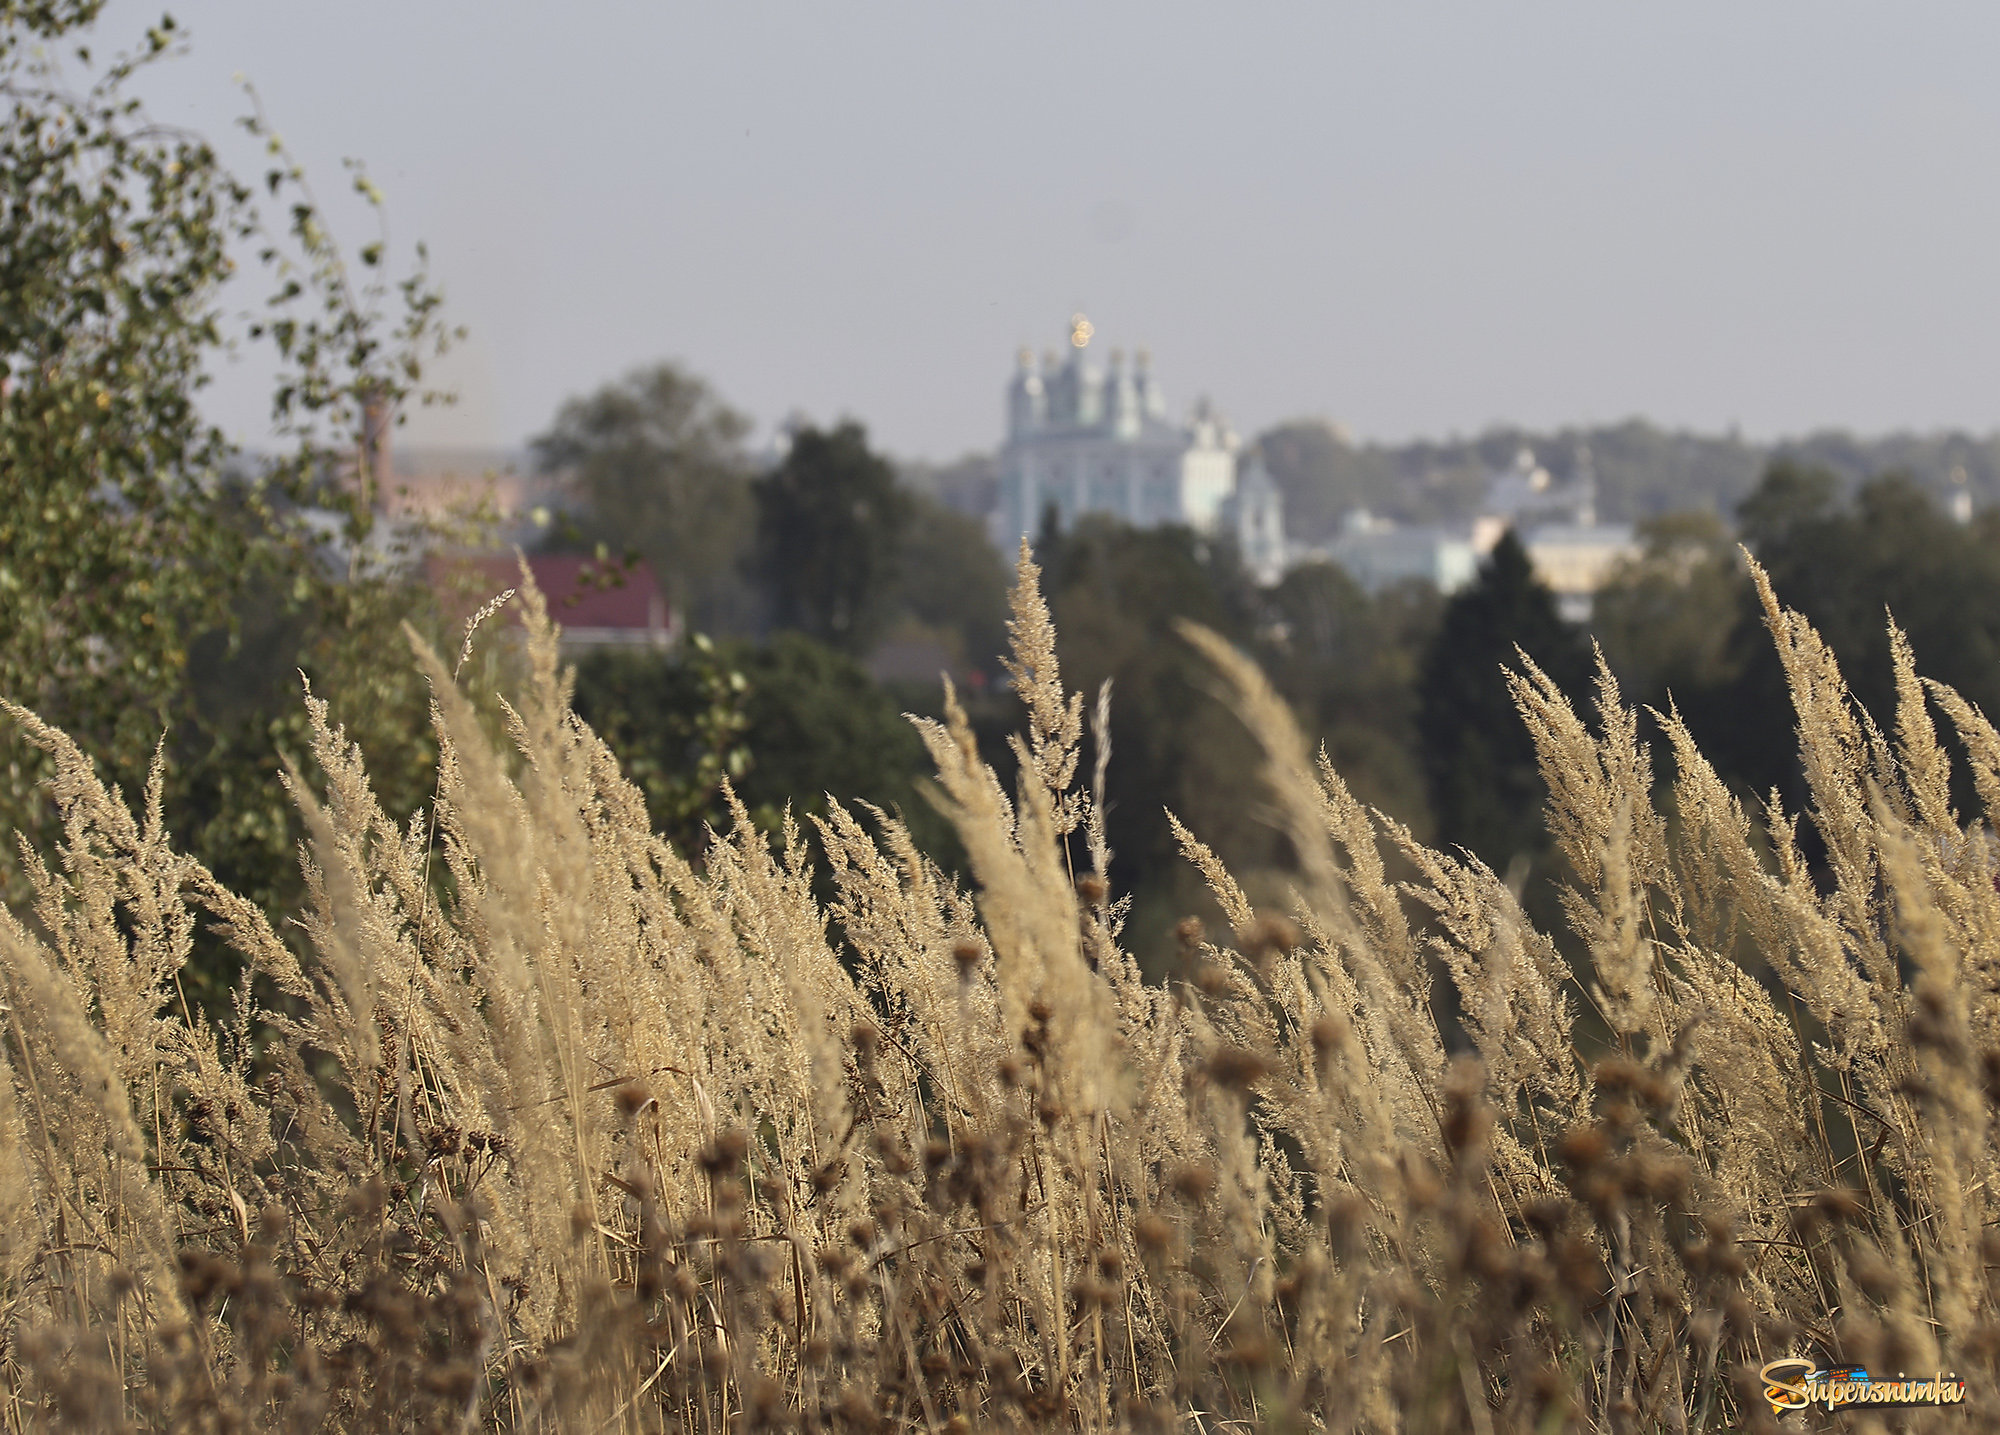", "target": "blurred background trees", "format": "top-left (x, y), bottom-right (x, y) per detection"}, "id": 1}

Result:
top-left (0, 2), bottom-right (454, 975)
top-left (1416, 531), bottom-right (1593, 877)
top-left (750, 421), bottom-right (912, 654)
top-left (529, 361), bottom-right (759, 634)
